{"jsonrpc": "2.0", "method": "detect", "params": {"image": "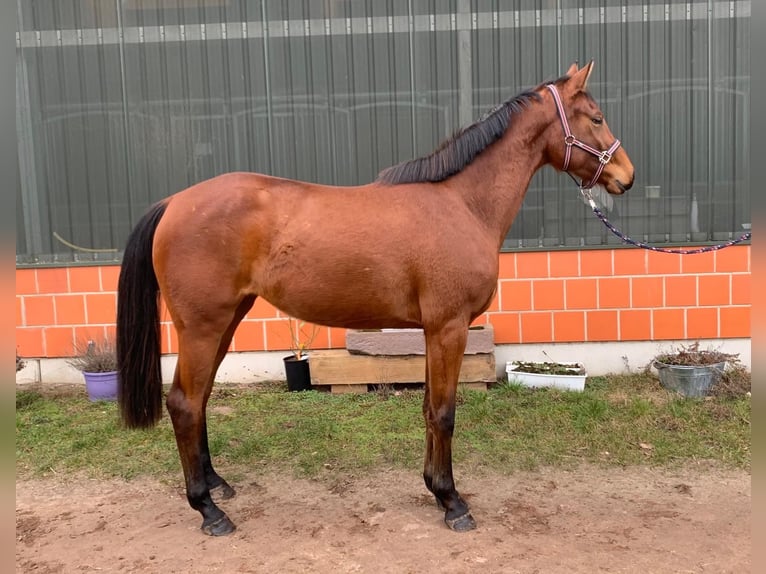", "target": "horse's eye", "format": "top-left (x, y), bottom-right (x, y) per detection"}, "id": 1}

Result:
top-left (592, 117), bottom-right (603, 125)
